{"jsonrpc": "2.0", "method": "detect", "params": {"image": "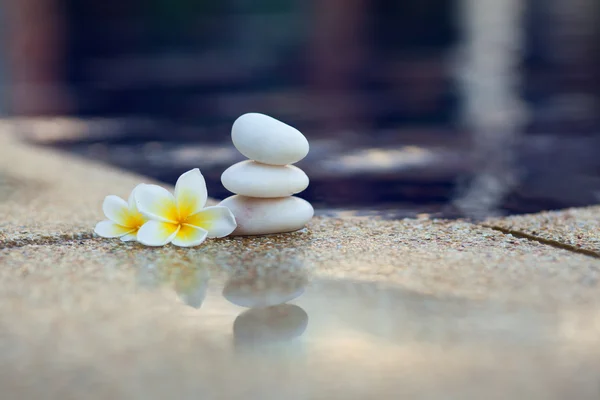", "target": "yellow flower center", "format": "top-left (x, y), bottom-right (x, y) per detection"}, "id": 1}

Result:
top-left (124, 212), bottom-right (145, 230)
